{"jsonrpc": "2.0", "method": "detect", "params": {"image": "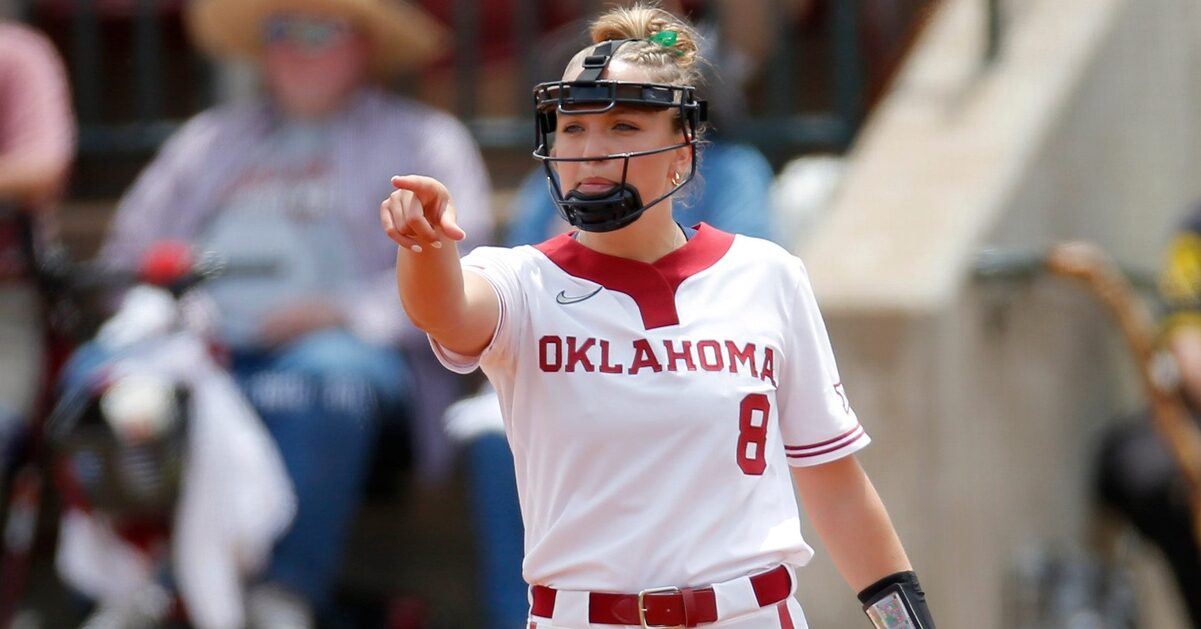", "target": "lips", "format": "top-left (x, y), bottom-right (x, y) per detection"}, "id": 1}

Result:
top-left (574, 177), bottom-right (618, 195)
